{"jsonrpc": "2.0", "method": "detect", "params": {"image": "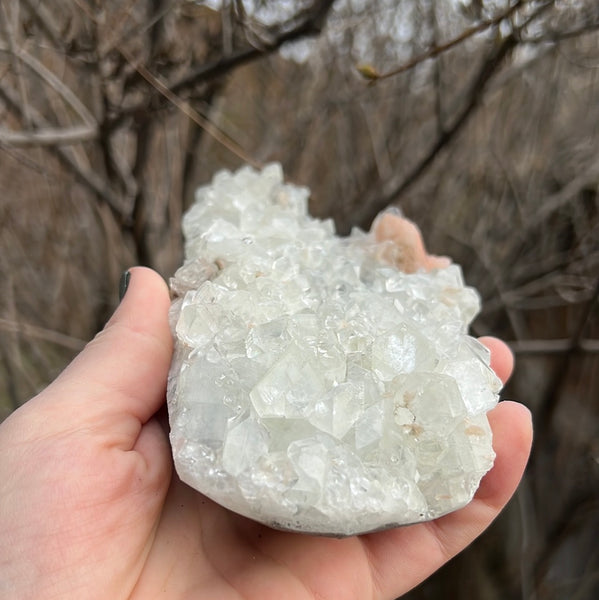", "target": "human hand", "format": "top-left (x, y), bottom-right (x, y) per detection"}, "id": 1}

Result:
top-left (0, 217), bottom-right (532, 600)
